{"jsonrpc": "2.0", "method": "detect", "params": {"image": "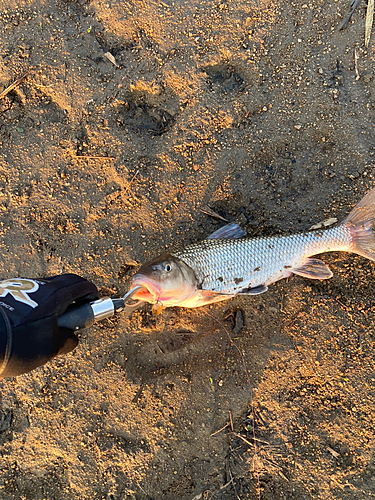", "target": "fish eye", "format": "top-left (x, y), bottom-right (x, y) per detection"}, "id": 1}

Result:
top-left (163, 261), bottom-right (172, 272)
